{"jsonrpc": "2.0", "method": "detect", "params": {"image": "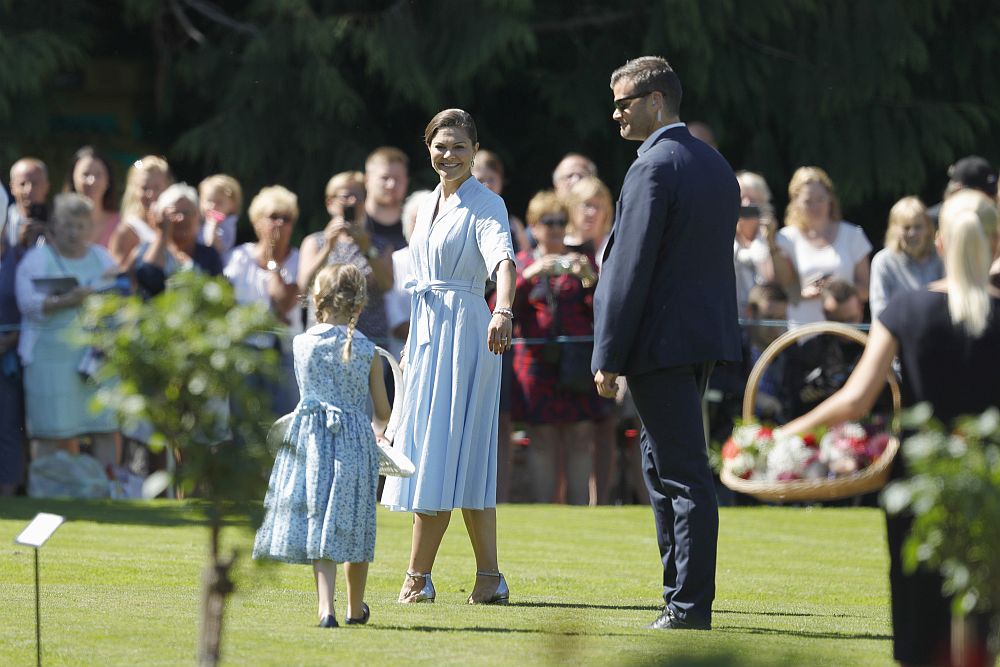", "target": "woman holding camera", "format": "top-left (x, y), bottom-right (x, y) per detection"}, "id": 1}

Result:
top-left (15, 193), bottom-right (119, 465)
top-left (512, 191), bottom-right (603, 505)
top-left (132, 184), bottom-right (223, 299)
top-left (298, 171), bottom-right (392, 339)
top-left (733, 171), bottom-right (798, 314)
